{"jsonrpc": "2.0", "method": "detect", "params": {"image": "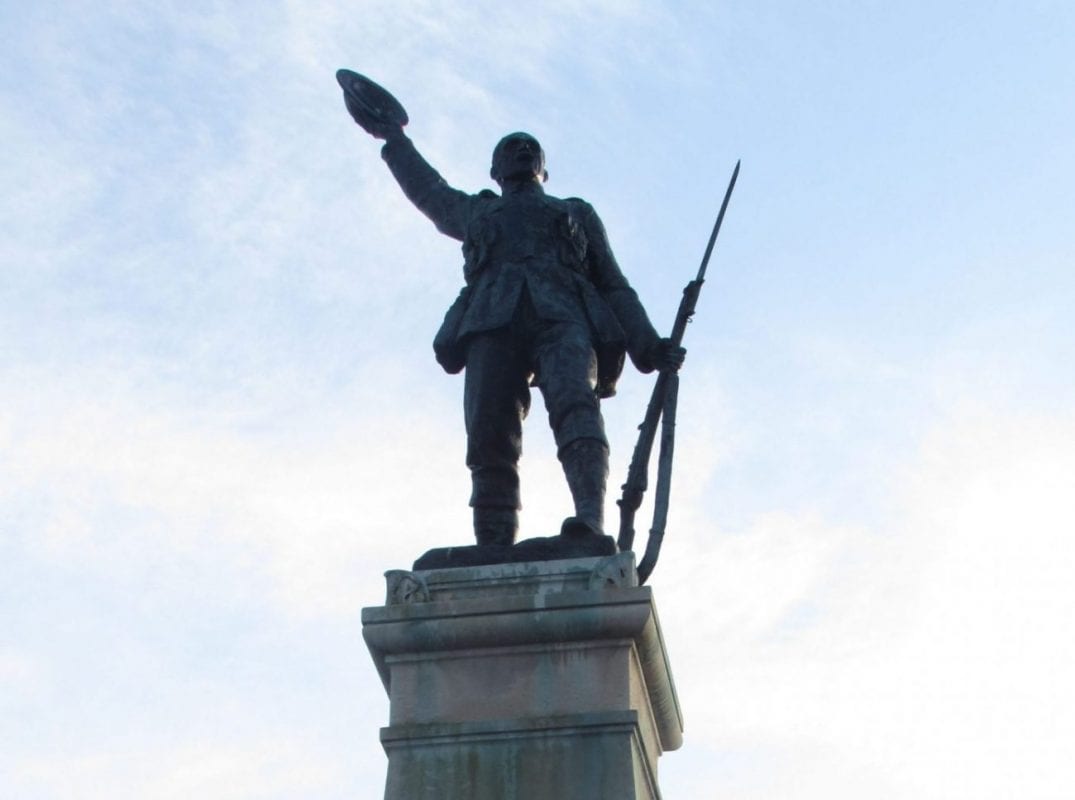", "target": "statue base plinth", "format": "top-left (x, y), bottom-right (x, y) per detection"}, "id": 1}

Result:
top-left (412, 531), bottom-right (616, 570)
top-left (362, 554), bottom-right (683, 799)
